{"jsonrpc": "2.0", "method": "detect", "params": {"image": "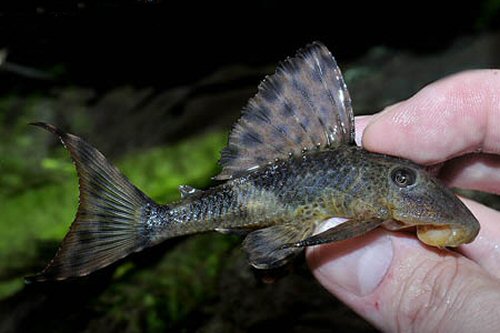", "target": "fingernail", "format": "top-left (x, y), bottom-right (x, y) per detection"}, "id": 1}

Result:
top-left (316, 235), bottom-right (393, 297)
